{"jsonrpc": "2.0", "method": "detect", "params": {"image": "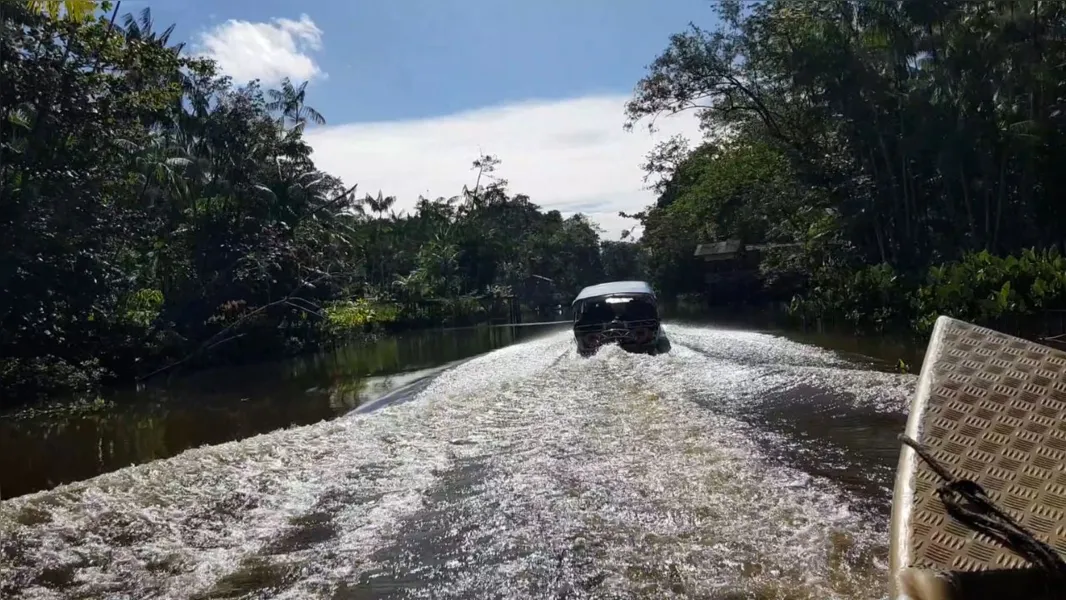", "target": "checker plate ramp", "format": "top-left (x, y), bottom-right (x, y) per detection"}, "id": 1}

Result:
top-left (889, 316), bottom-right (1066, 600)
